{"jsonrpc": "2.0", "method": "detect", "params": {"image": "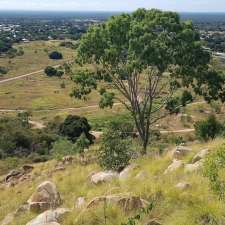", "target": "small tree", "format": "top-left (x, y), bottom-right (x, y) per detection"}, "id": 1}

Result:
top-left (72, 9), bottom-right (225, 154)
top-left (49, 51), bottom-right (63, 60)
top-left (98, 130), bottom-right (132, 172)
top-left (59, 115), bottom-right (94, 143)
top-left (194, 115), bottom-right (223, 141)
